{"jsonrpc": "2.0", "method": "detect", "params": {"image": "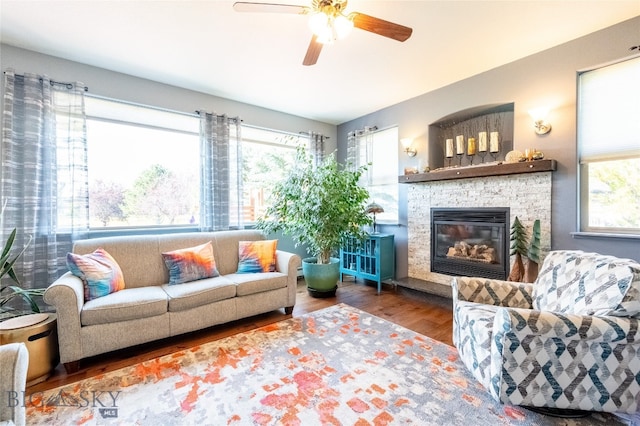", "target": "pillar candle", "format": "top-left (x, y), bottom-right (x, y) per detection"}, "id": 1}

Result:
top-left (467, 137), bottom-right (476, 155)
top-left (445, 139), bottom-right (454, 158)
top-left (478, 132), bottom-right (487, 152)
top-left (456, 135), bottom-right (464, 154)
top-left (490, 132), bottom-right (499, 152)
